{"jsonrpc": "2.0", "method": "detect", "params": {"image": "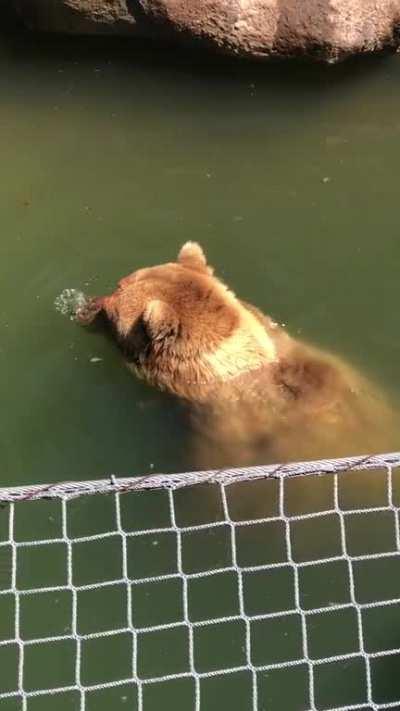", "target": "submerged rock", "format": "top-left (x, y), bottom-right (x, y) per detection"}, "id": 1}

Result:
top-left (11, 0), bottom-right (400, 62)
